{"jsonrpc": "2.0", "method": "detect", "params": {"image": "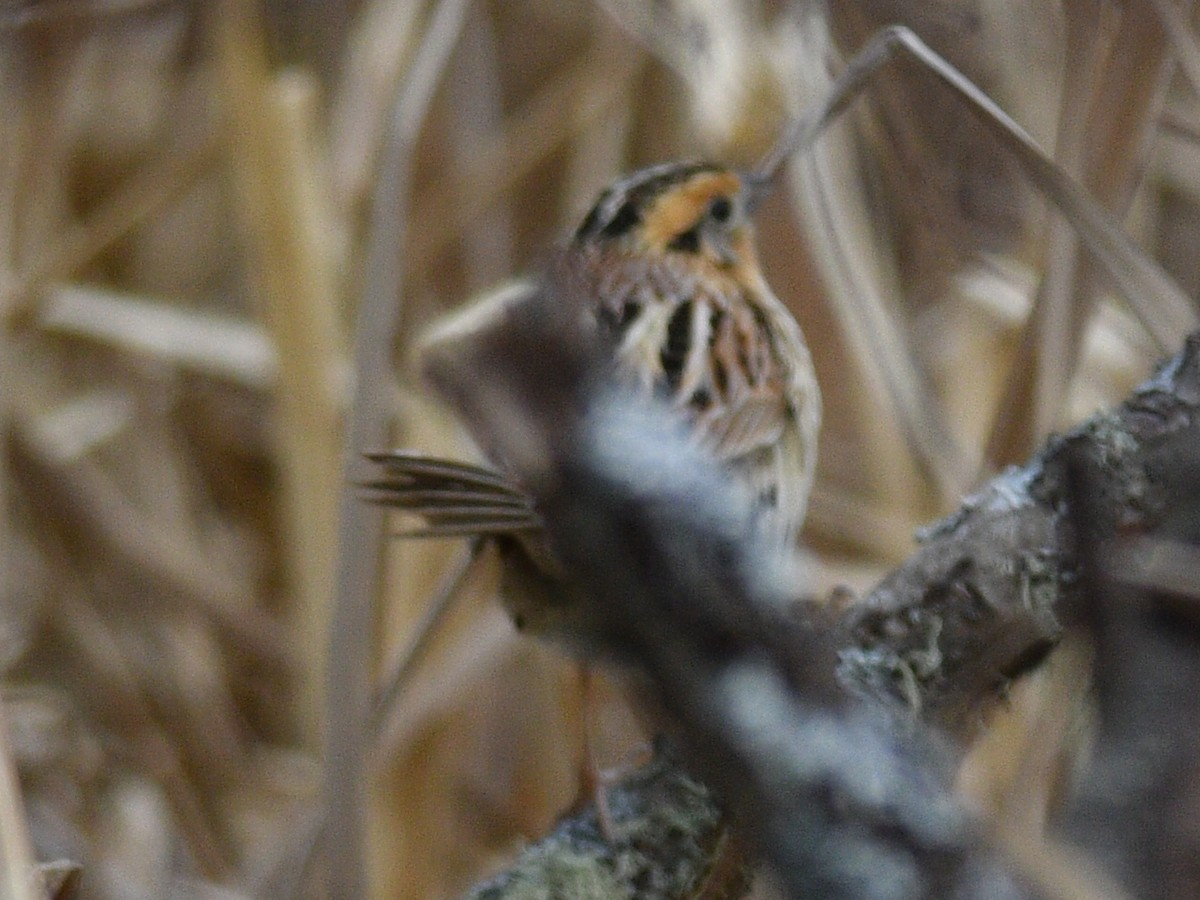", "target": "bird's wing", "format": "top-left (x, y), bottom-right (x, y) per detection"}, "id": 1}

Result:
top-left (362, 451), bottom-right (541, 538)
top-left (689, 292), bottom-right (821, 549)
top-left (699, 390), bottom-right (788, 464)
